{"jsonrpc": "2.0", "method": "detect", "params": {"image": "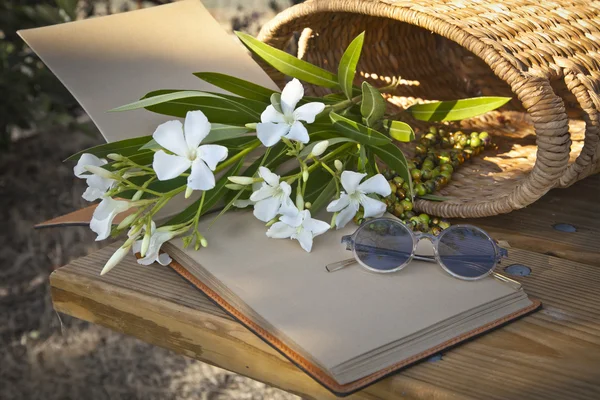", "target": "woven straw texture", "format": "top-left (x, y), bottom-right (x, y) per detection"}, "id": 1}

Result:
top-left (258, 0), bottom-right (600, 218)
